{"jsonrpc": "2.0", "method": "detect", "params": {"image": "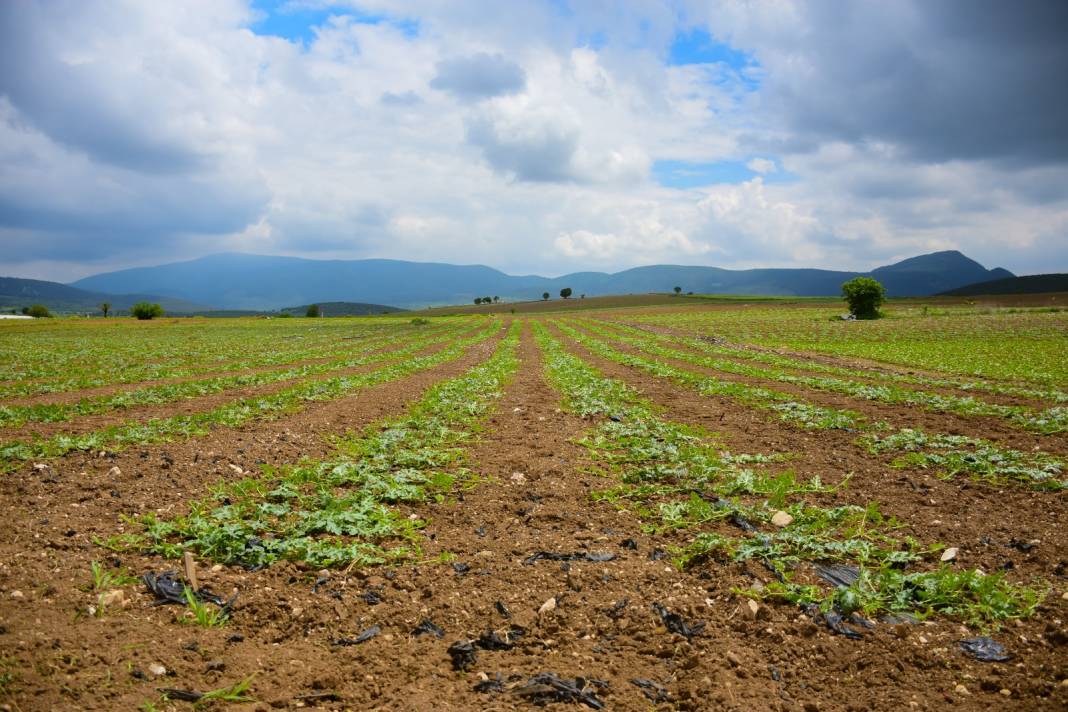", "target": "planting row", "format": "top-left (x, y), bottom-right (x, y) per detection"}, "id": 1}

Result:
top-left (0, 320), bottom-right (503, 467)
top-left (552, 320), bottom-right (1065, 490)
top-left (534, 322), bottom-right (1043, 631)
top-left (580, 318), bottom-right (1068, 433)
